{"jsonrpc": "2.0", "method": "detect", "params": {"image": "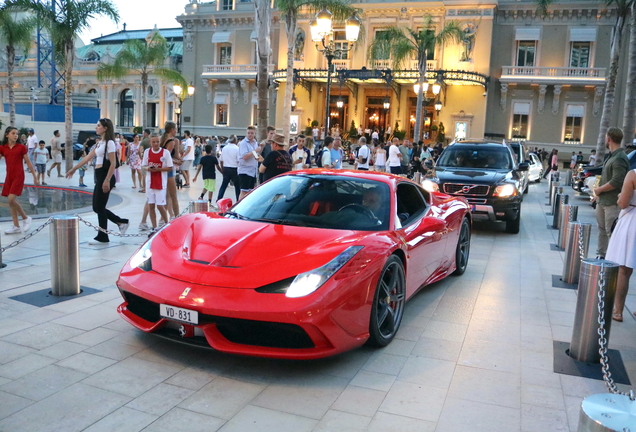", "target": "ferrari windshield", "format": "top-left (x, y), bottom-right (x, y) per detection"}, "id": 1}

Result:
top-left (229, 174), bottom-right (391, 231)
top-left (437, 146), bottom-right (513, 170)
